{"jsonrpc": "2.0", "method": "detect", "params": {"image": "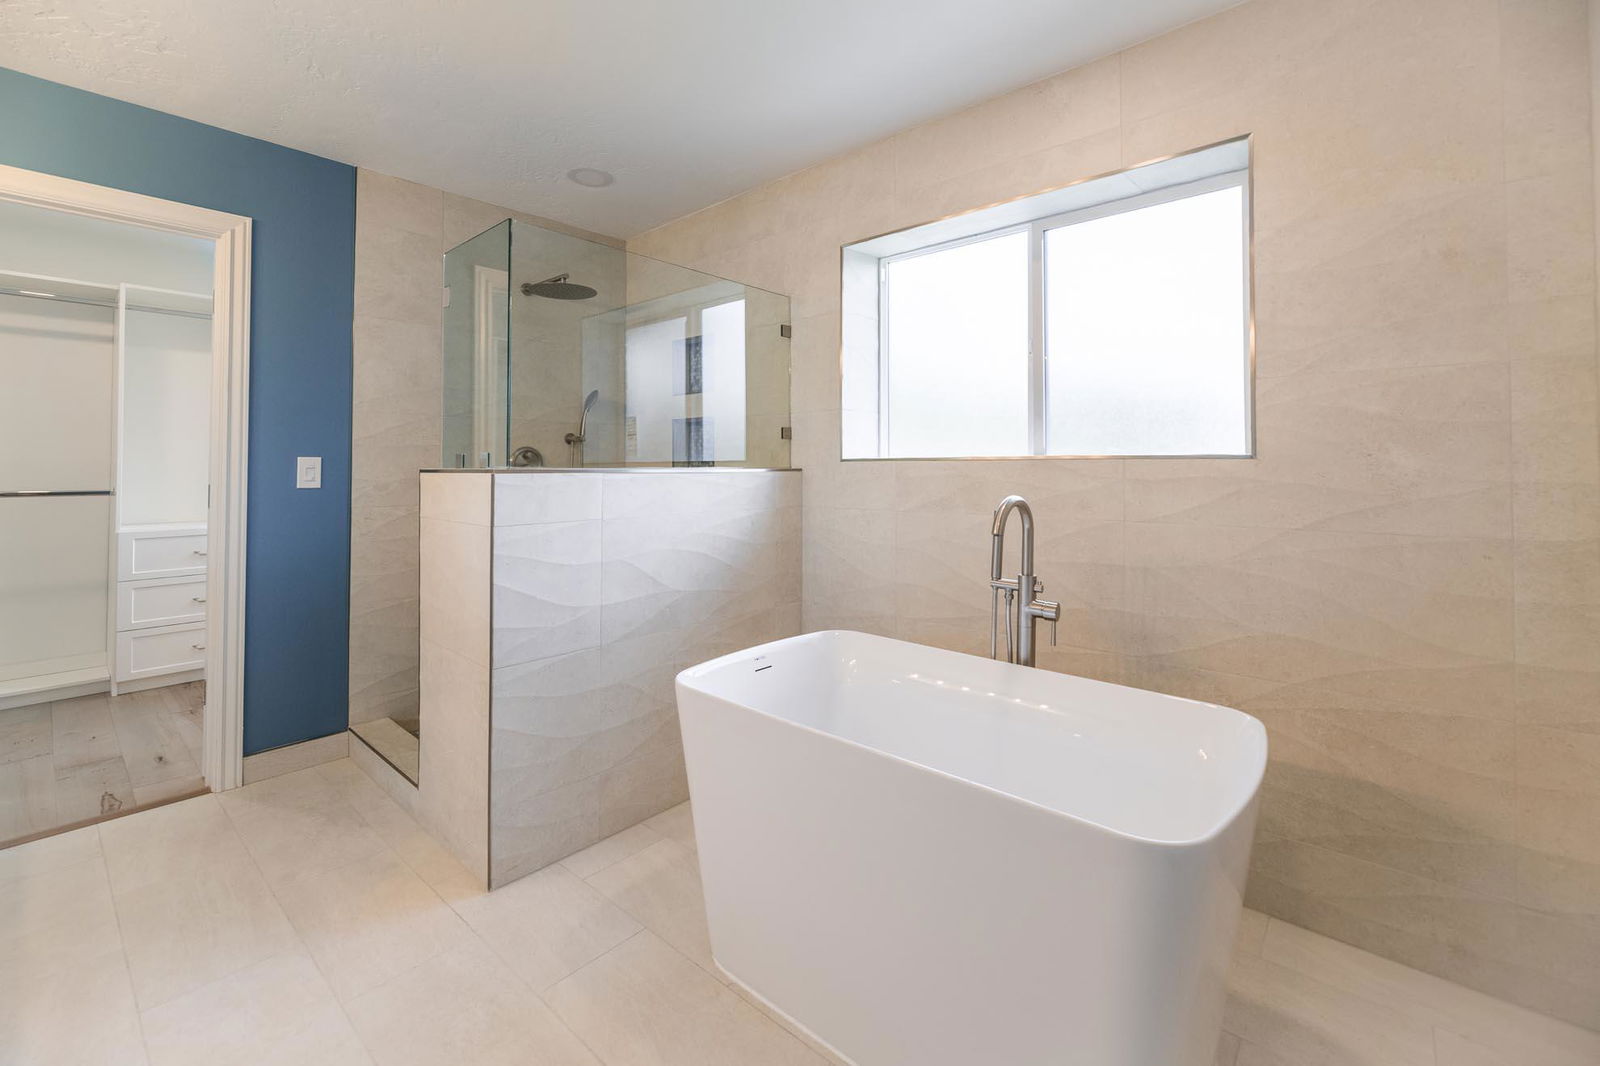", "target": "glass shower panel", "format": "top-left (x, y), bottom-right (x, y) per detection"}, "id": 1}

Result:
top-left (507, 223), bottom-right (626, 468)
top-left (442, 220), bottom-right (511, 468)
top-left (616, 288), bottom-right (746, 465)
top-left (508, 216), bottom-right (790, 464)
top-left (621, 316), bottom-right (686, 463)
top-left (442, 217), bottom-right (792, 469)
top-left (699, 298), bottom-right (748, 463)
top-left (612, 253), bottom-right (762, 467)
